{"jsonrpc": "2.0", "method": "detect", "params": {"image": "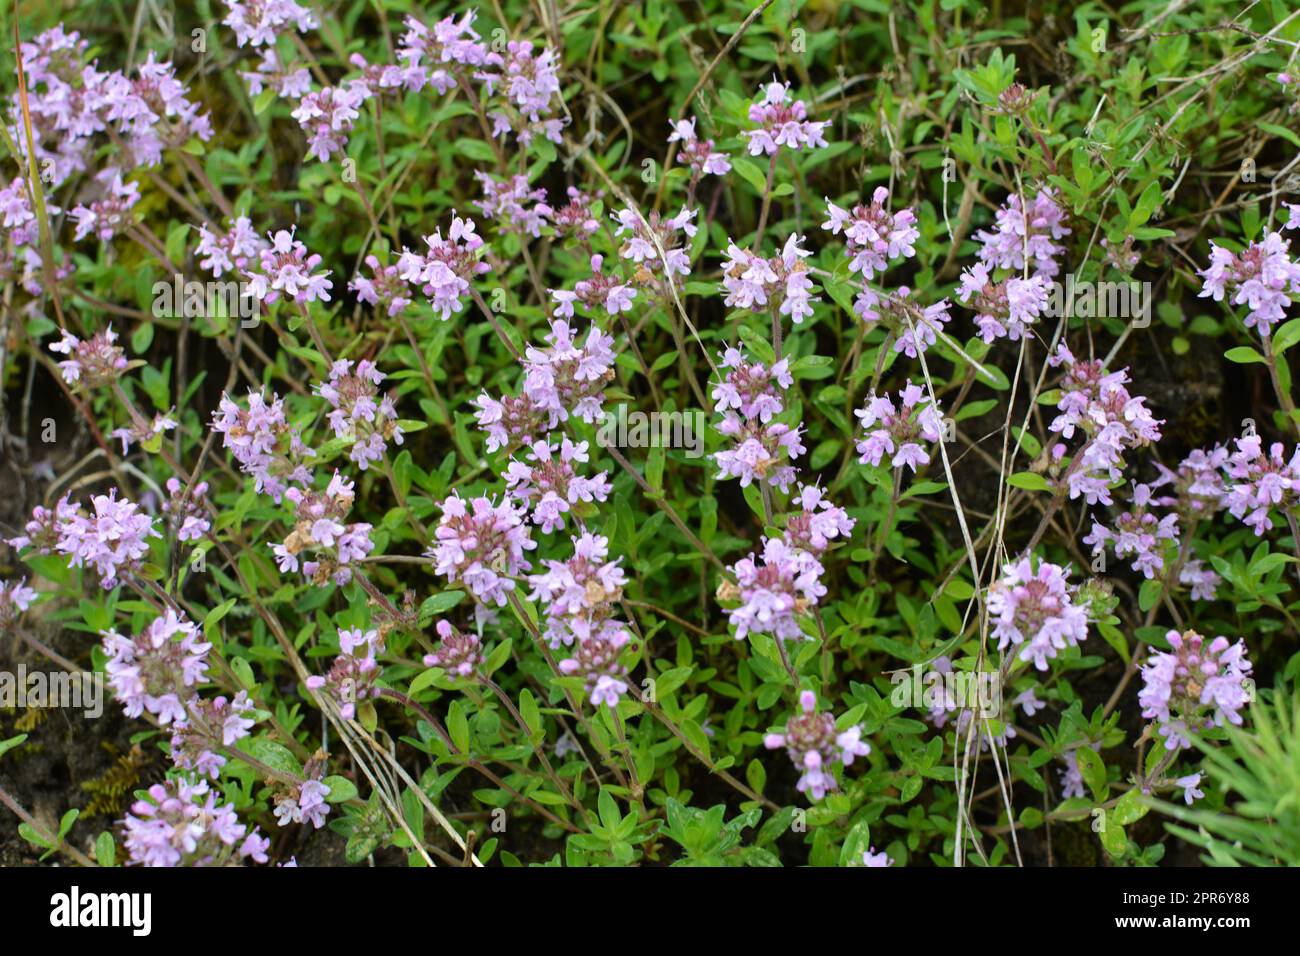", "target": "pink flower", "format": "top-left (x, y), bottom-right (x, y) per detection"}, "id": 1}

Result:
top-left (48, 325), bottom-right (128, 388)
top-left (854, 285), bottom-right (952, 358)
top-left (987, 557), bottom-right (1089, 671)
top-left (211, 389), bottom-right (316, 501)
top-left (668, 116), bottom-right (731, 180)
top-left (306, 627), bottom-right (383, 720)
top-left (70, 169), bottom-right (140, 241)
top-left (712, 347), bottom-right (804, 490)
top-left (855, 382), bottom-right (944, 472)
top-left (245, 227), bottom-right (333, 305)
top-left (504, 437), bottom-right (612, 534)
top-left (196, 215), bottom-right (269, 278)
top-left (315, 358), bottom-right (404, 470)
top-left (720, 234), bottom-right (819, 325)
top-left (529, 531), bottom-right (629, 650)
top-left (1197, 231), bottom-right (1300, 336)
top-left (550, 254), bottom-right (637, 319)
top-left (54, 489), bottom-right (160, 588)
top-left (429, 493), bottom-right (536, 607)
top-left (957, 261), bottom-right (1050, 343)
top-left (764, 691), bottom-right (870, 802)
top-left (423, 620), bottom-right (484, 678)
top-left (1139, 629), bottom-right (1253, 751)
top-left (476, 172), bottom-right (553, 237)
top-left (223, 0), bottom-right (317, 48)
top-left (724, 537), bottom-right (825, 643)
top-left (275, 472), bottom-right (374, 584)
top-left (822, 187), bottom-right (919, 280)
top-left (124, 778), bottom-right (268, 867)
top-left (974, 188), bottom-right (1071, 279)
top-left (102, 609), bottom-right (211, 723)
top-left (783, 484), bottom-right (855, 555)
top-left (397, 212), bottom-right (490, 320)
top-left (742, 79), bottom-right (829, 156)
